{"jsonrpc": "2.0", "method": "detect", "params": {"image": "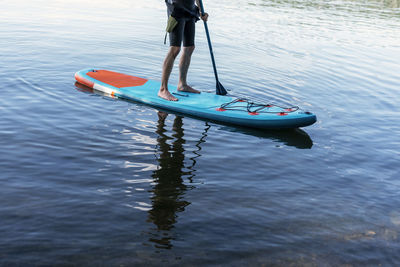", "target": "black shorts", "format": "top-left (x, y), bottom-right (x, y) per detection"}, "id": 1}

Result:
top-left (169, 17), bottom-right (196, 47)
